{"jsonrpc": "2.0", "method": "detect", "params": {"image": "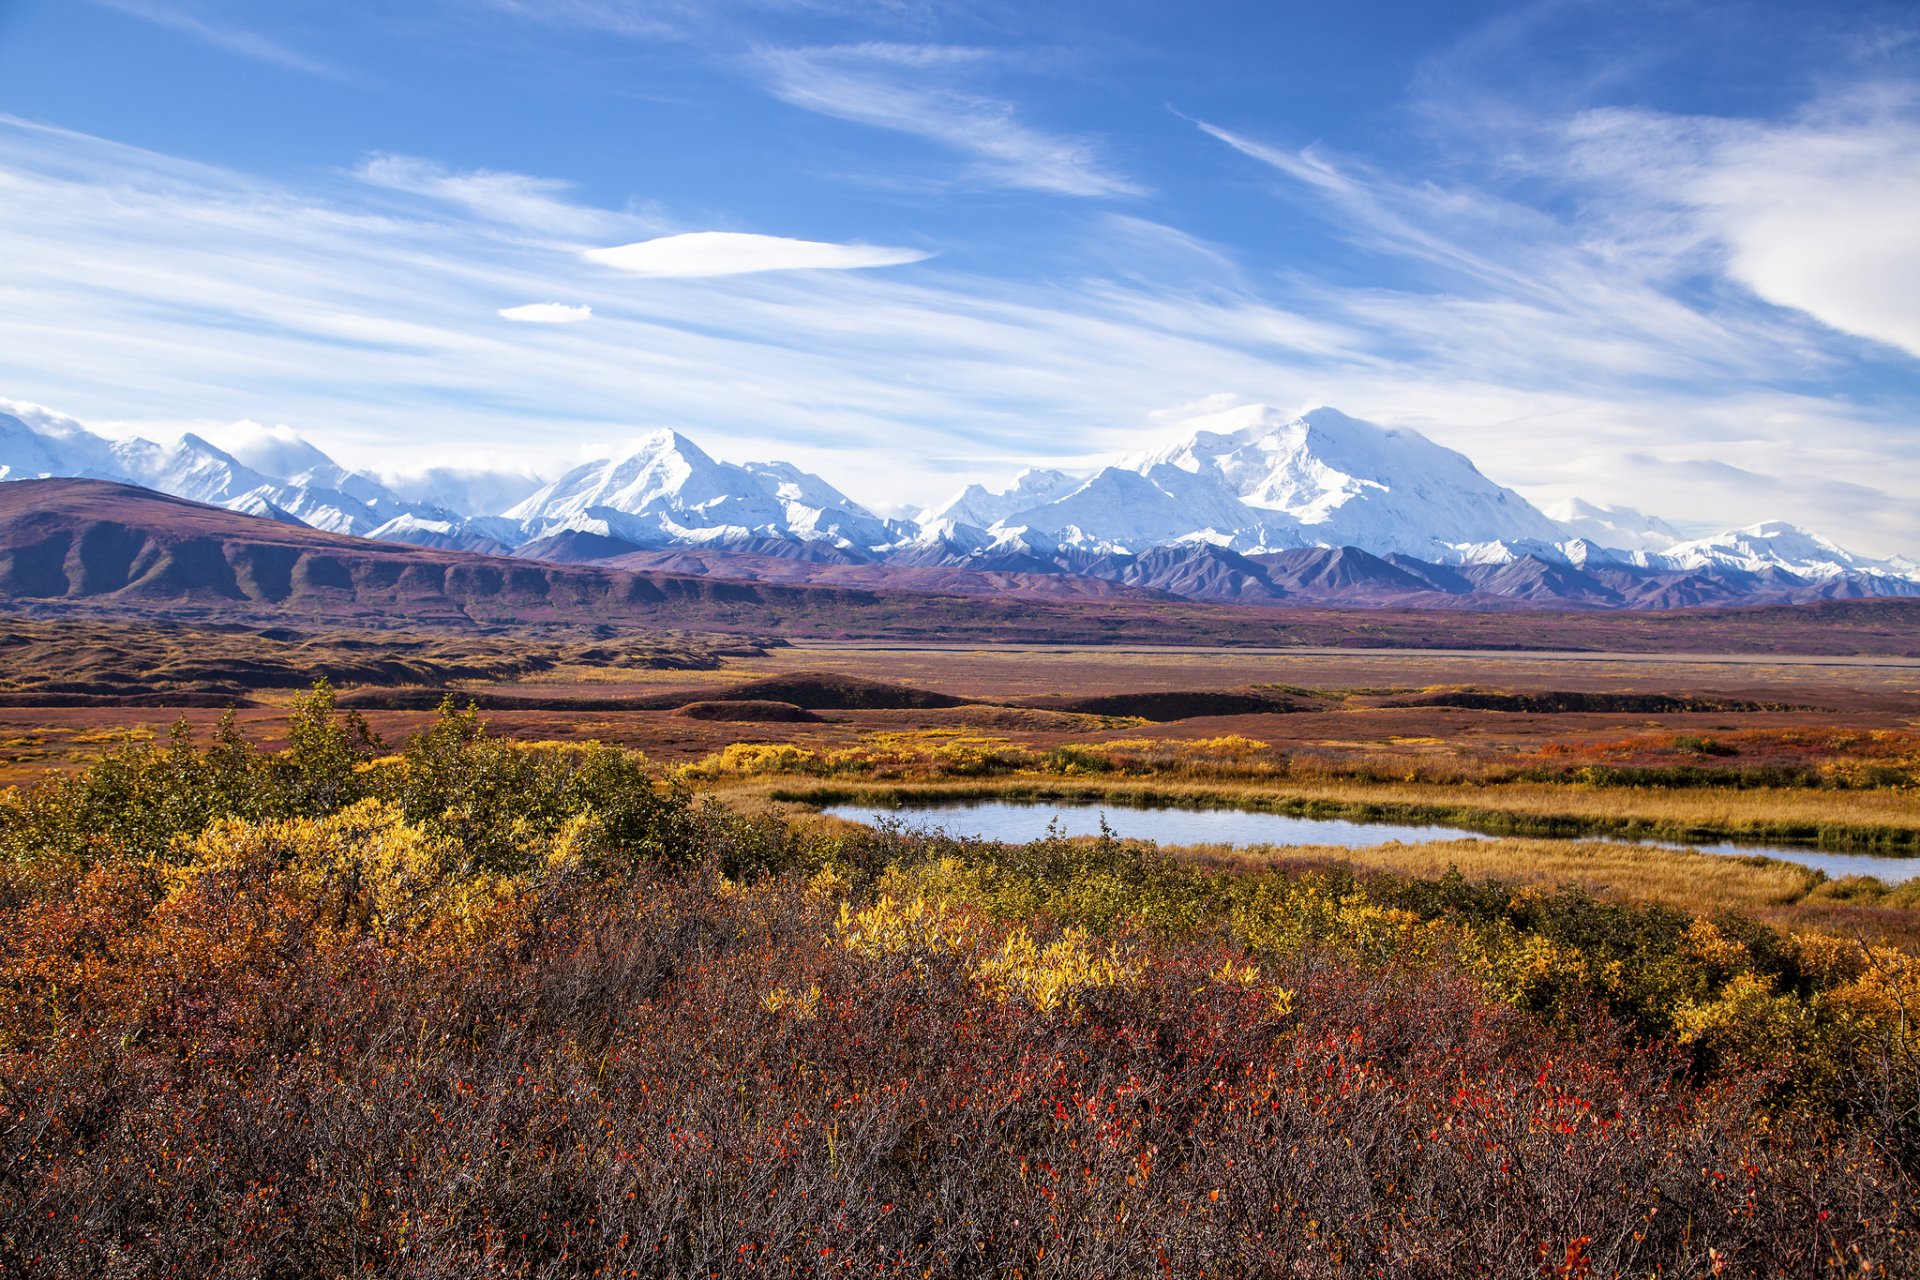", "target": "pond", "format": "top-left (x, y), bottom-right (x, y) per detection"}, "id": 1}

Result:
top-left (822, 798), bottom-right (1920, 884)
